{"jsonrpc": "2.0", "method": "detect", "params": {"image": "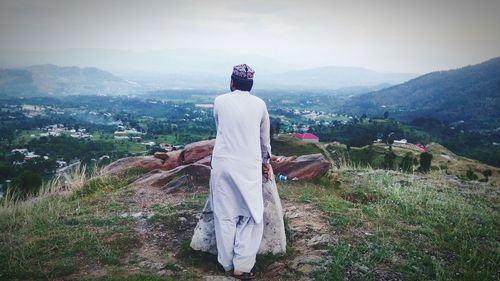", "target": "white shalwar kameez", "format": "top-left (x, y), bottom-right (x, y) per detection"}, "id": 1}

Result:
top-left (210, 89), bottom-right (271, 272)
